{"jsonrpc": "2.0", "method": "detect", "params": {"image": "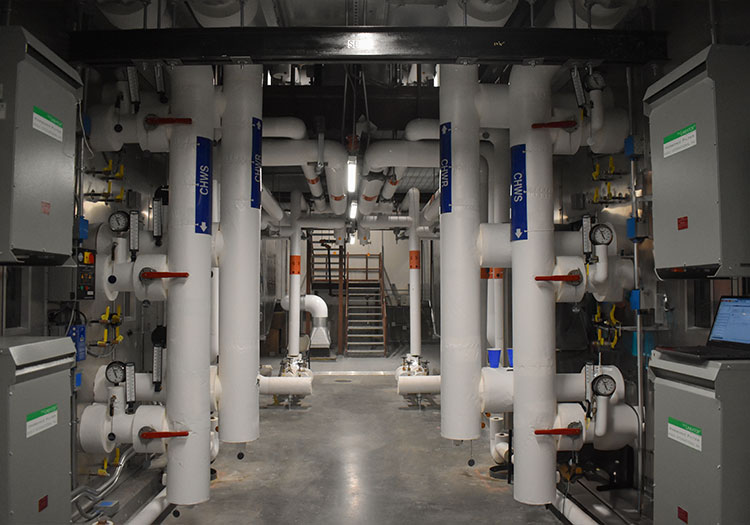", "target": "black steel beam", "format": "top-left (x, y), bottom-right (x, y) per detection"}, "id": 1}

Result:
top-left (68, 26), bottom-right (667, 66)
